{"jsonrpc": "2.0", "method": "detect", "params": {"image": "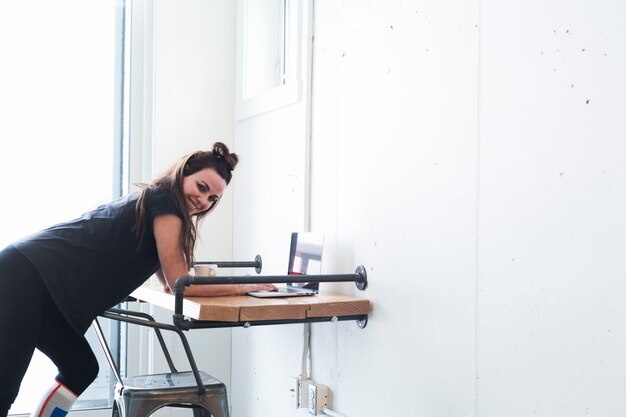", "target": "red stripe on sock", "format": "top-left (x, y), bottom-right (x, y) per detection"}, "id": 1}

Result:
top-left (38, 383), bottom-right (62, 417)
